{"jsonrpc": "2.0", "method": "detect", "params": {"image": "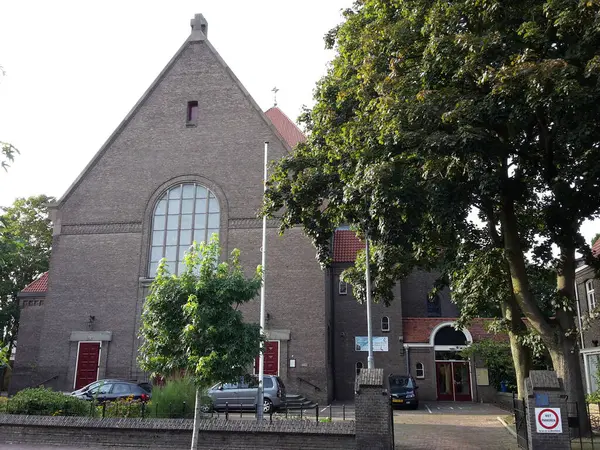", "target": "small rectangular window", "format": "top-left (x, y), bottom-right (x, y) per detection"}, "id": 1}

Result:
top-left (187, 101), bottom-right (199, 125)
top-left (415, 362), bottom-right (425, 379)
top-left (587, 280), bottom-right (596, 311)
top-left (381, 316), bottom-right (390, 332)
top-left (339, 280), bottom-right (348, 295)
